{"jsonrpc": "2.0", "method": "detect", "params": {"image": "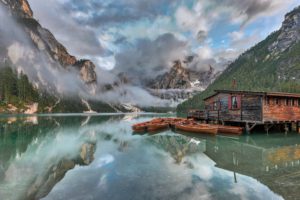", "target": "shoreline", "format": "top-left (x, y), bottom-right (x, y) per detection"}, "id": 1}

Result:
top-left (0, 112), bottom-right (175, 118)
